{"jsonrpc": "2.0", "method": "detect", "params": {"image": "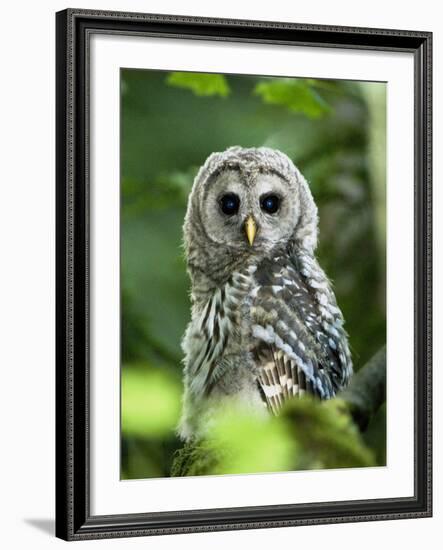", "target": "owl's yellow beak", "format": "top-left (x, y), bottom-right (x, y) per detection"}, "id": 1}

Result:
top-left (244, 215), bottom-right (257, 246)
